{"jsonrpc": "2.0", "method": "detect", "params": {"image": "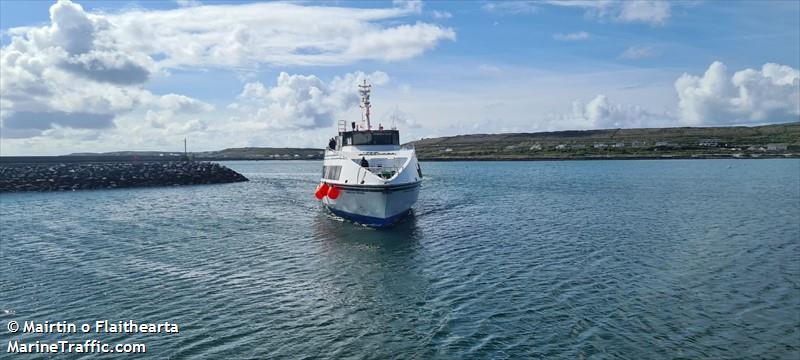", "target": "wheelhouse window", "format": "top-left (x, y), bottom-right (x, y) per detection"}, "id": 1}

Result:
top-left (341, 130), bottom-right (399, 146)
